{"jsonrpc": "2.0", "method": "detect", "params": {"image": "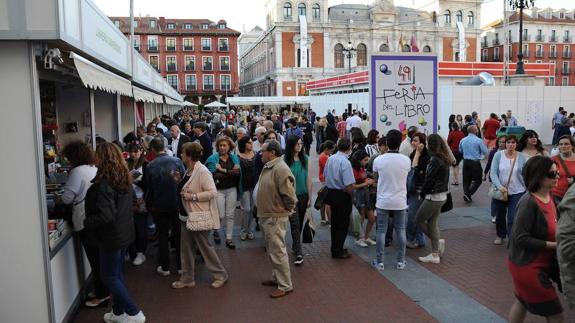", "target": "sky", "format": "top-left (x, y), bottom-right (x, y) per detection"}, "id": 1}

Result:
top-left (93, 0), bottom-right (575, 32)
